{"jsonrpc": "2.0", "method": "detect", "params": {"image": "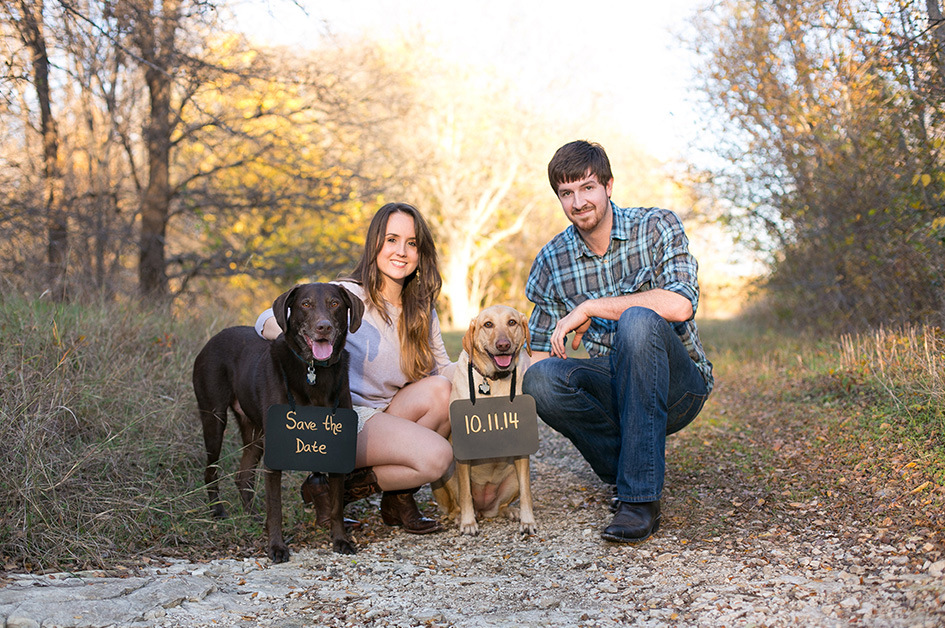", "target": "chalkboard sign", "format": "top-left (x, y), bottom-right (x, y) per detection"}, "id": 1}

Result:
top-left (449, 394), bottom-right (539, 461)
top-left (264, 405), bottom-right (357, 473)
